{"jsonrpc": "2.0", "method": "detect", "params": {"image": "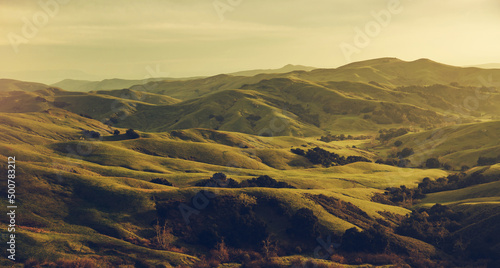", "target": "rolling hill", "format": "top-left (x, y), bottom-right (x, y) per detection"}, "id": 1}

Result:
top-left (379, 120), bottom-right (500, 168)
top-left (0, 79), bottom-right (51, 92)
top-left (1, 58), bottom-right (500, 267)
